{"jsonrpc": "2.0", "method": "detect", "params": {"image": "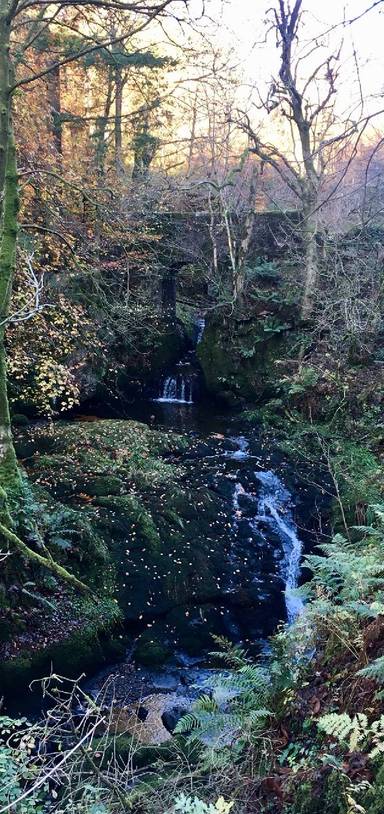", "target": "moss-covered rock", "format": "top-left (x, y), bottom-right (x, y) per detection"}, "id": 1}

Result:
top-left (0, 596), bottom-right (123, 694)
top-left (5, 420), bottom-right (239, 674)
top-left (134, 634), bottom-right (172, 666)
top-left (197, 308), bottom-right (299, 404)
